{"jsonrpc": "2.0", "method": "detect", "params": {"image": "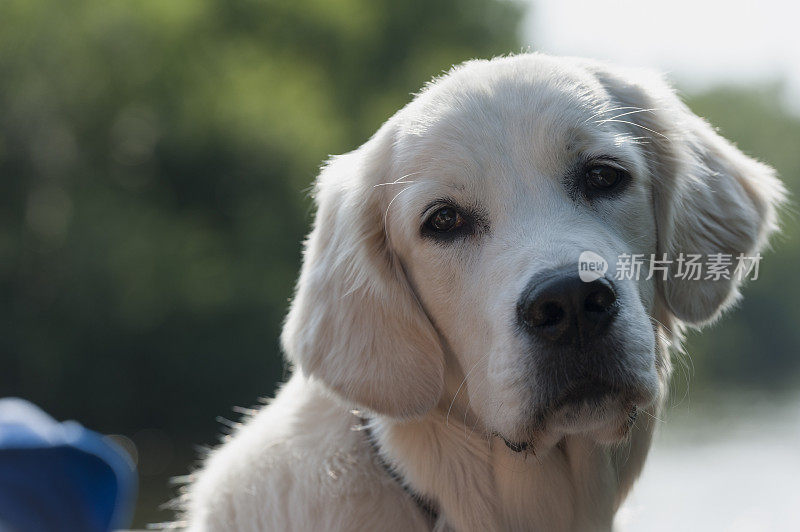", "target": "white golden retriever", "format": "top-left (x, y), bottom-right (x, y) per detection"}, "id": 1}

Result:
top-left (181, 54), bottom-right (784, 531)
